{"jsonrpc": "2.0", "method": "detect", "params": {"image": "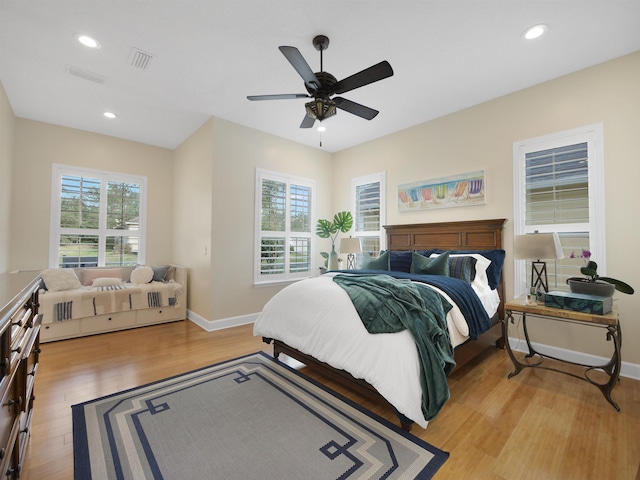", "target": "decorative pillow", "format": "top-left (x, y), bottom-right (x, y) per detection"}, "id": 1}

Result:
top-left (151, 265), bottom-right (173, 282)
top-left (431, 252), bottom-right (492, 291)
top-left (448, 256), bottom-right (477, 284)
top-left (432, 249), bottom-right (505, 289)
top-left (40, 269), bottom-right (82, 292)
top-left (411, 251), bottom-right (450, 276)
top-left (386, 251), bottom-right (413, 273)
top-left (82, 268), bottom-right (123, 286)
top-left (364, 250), bottom-right (390, 271)
top-left (130, 266), bottom-right (154, 284)
top-left (91, 277), bottom-right (123, 287)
